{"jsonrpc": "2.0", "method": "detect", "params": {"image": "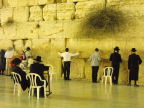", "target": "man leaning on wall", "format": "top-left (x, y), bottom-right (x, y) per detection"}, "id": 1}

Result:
top-left (58, 48), bottom-right (79, 80)
top-left (90, 48), bottom-right (101, 83)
